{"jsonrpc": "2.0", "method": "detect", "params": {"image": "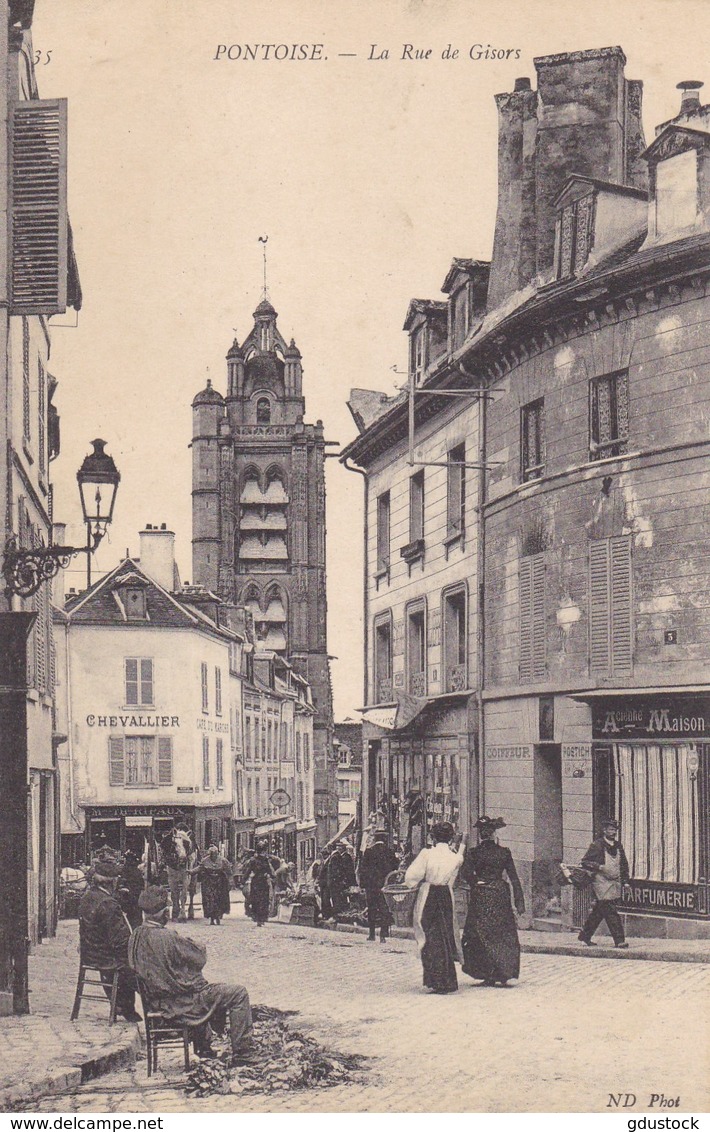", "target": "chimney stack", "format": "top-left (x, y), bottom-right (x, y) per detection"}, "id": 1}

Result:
top-left (677, 80), bottom-right (704, 116)
top-left (139, 524), bottom-right (176, 592)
